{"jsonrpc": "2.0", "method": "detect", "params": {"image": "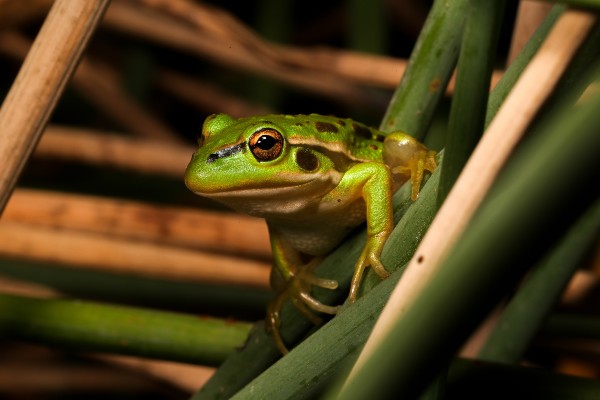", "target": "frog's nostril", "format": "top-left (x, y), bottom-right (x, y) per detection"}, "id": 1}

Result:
top-left (206, 142), bottom-right (246, 164)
